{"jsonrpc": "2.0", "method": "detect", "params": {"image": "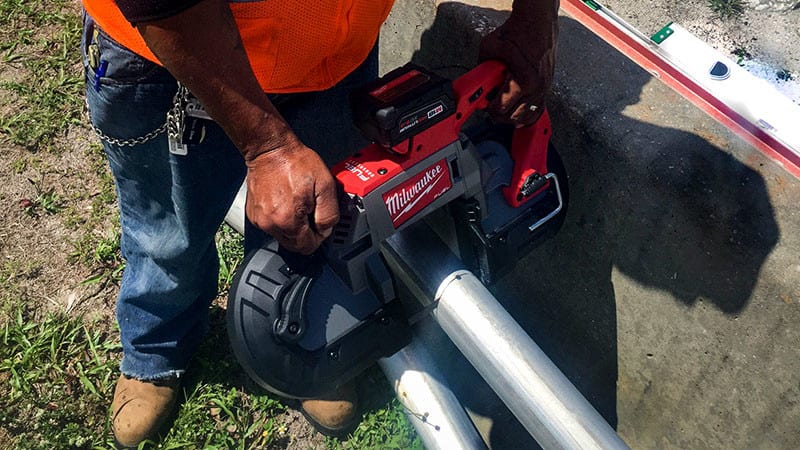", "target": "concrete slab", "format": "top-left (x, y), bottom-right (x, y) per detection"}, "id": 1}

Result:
top-left (381, 2), bottom-right (800, 449)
